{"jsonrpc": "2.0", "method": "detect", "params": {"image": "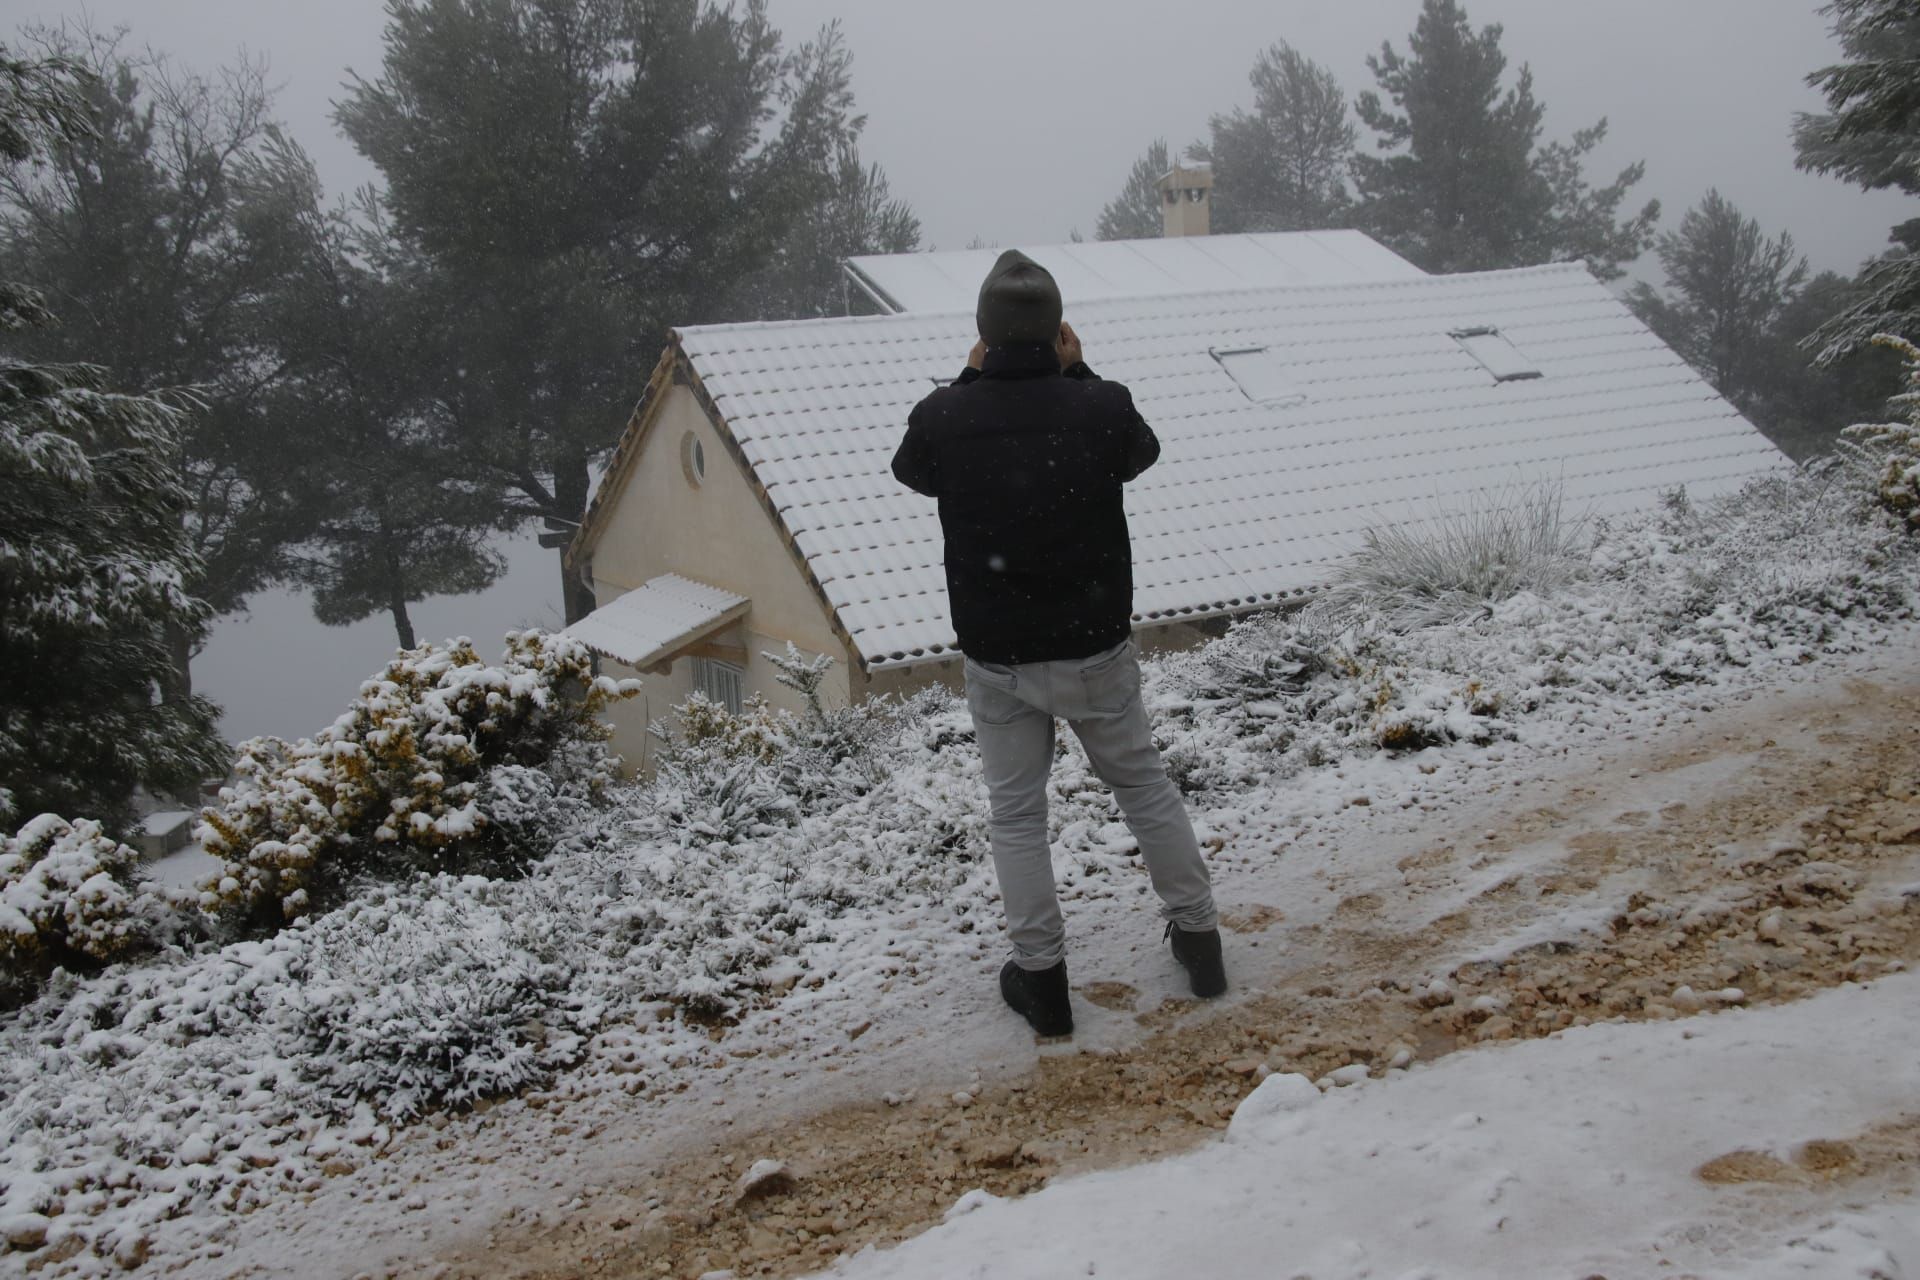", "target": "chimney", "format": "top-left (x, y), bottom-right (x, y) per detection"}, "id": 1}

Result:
top-left (1157, 162), bottom-right (1213, 238)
